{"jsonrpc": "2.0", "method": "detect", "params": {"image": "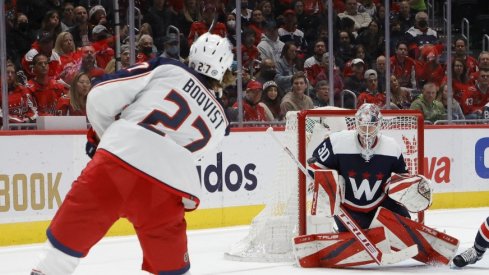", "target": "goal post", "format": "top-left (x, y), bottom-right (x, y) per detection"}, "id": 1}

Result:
top-left (225, 107), bottom-right (425, 262)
